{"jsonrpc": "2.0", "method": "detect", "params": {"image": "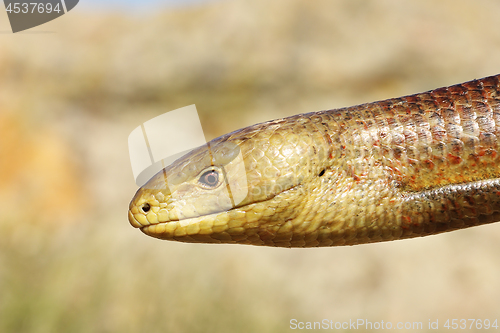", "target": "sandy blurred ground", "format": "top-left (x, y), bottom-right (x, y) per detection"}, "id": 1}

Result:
top-left (1, 0), bottom-right (500, 332)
